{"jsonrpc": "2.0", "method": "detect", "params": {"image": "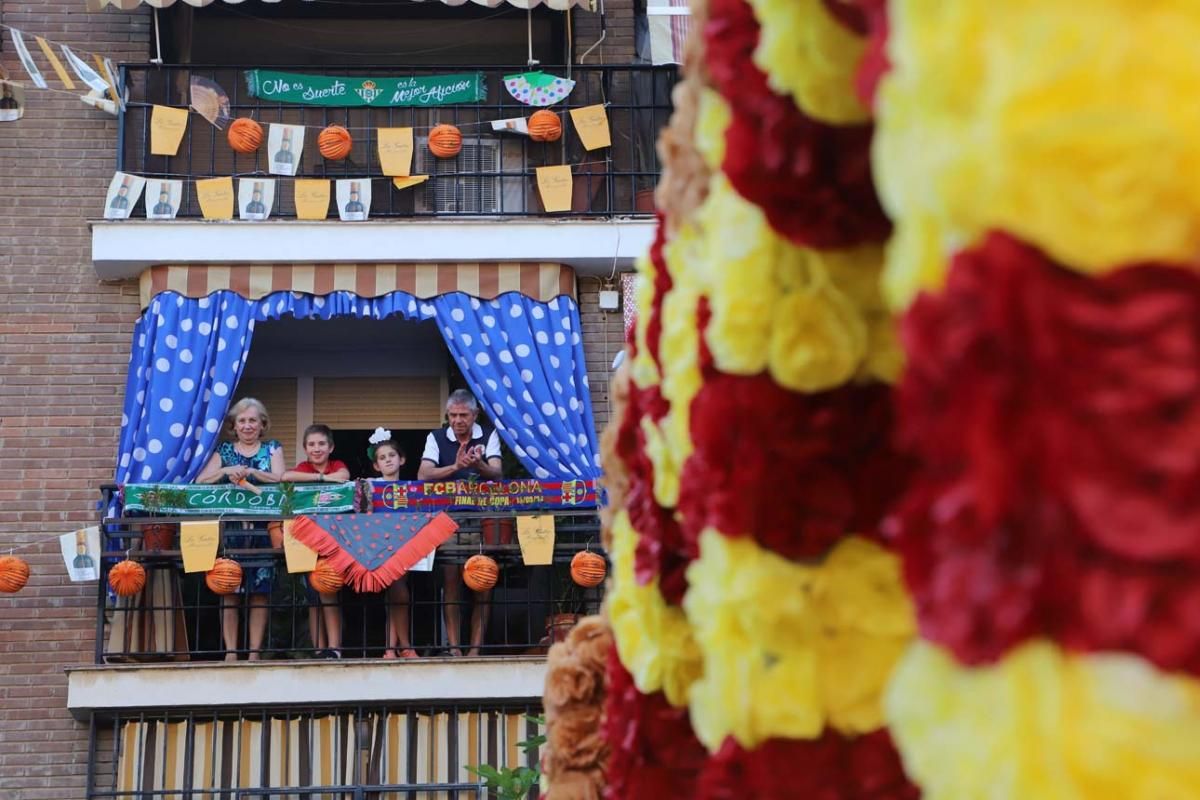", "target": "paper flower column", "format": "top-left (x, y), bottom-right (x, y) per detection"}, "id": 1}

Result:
top-left (549, 1), bottom-right (922, 797)
top-left (874, 2), bottom-right (1200, 796)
